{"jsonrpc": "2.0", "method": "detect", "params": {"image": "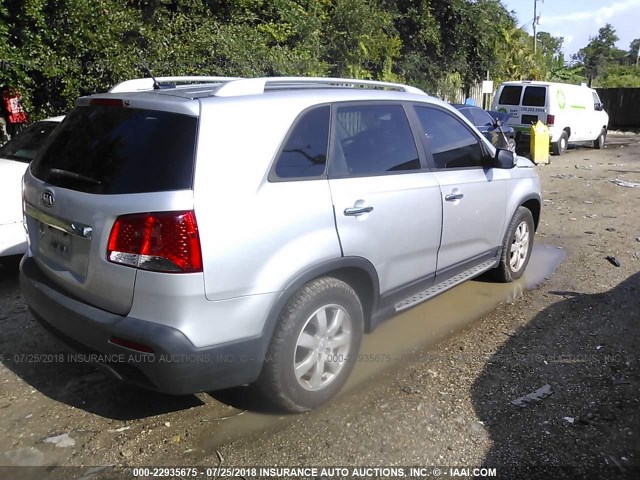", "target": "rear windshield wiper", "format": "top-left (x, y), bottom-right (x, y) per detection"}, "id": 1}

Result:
top-left (49, 168), bottom-right (102, 185)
